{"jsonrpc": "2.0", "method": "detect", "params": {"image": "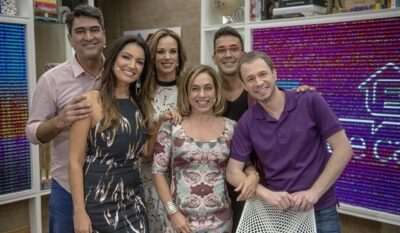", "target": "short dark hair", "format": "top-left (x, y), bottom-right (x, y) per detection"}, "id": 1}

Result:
top-left (66, 5), bottom-right (104, 34)
top-left (238, 51), bottom-right (275, 82)
top-left (213, 26), bottom-right (244, 50)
